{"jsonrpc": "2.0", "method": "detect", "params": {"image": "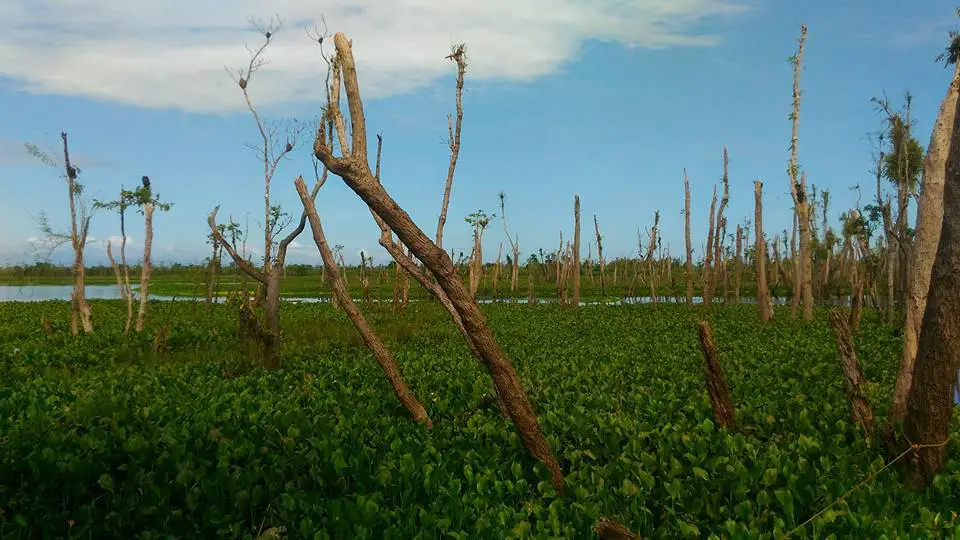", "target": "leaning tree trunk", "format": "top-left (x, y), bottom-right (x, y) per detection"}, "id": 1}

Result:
top-left (828, 309), bottom-right (875, 438)
top-left (698, 321), bottom-right (737, 430)
top-left (890, 61), bottom-right (960, 425)
top-left (136, 203), bottom-right (154, 332)
top-left (903, 106), bottom-right (960, 487)
top-left (317, 33), bottom-right (564, 492)
top-left (296, 177), bottom-right (431, 427)
top-left (755, 181), bottom-right (773, 322)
